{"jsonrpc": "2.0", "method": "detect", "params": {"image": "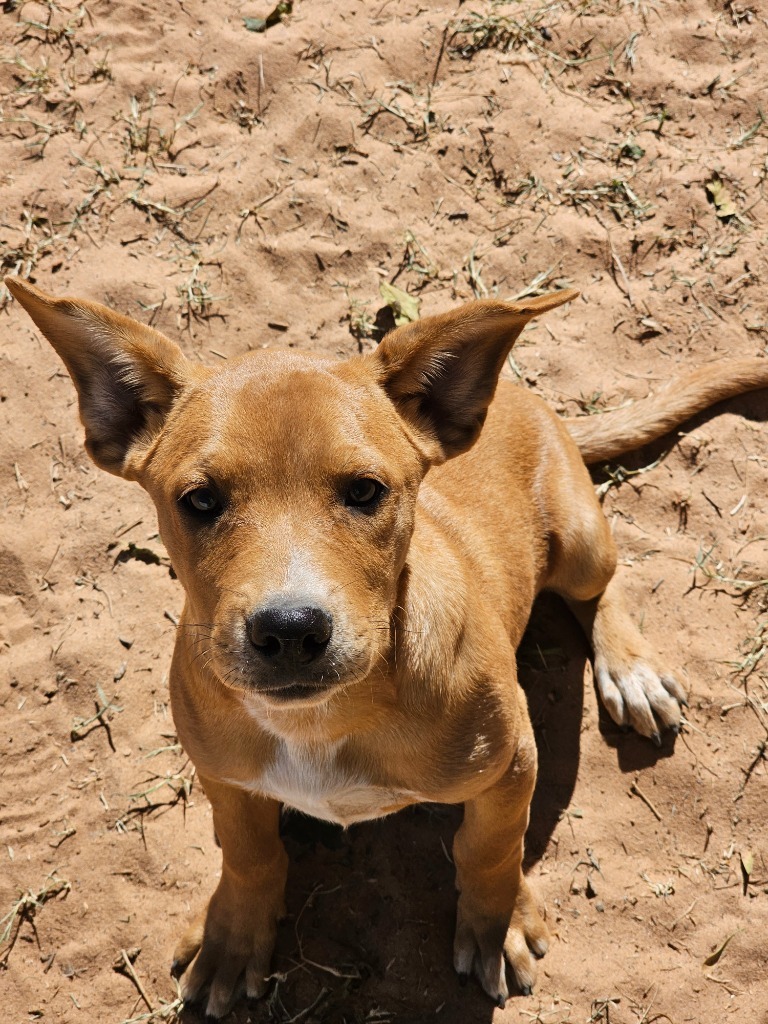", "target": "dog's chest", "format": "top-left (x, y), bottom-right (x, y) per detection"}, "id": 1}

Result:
top-left (248, 740), bottom-right (417, 826)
